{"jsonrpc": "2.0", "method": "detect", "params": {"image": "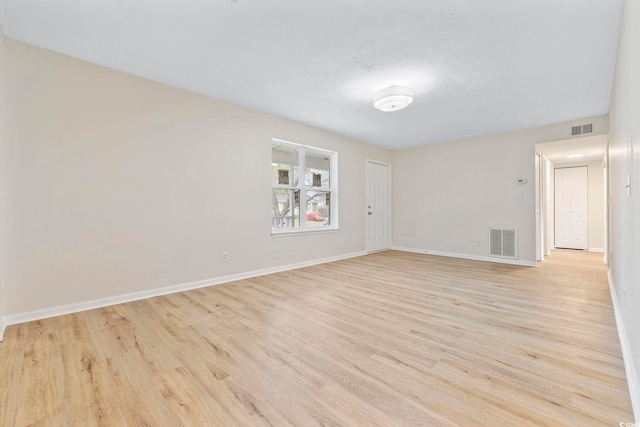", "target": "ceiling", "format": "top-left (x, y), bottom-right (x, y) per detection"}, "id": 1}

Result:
top-left (537, 134), bottom-right (606, 165)
top-left (0, 1), bottom-right (624, 150)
